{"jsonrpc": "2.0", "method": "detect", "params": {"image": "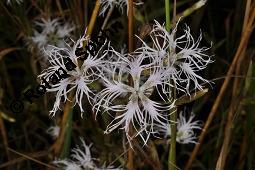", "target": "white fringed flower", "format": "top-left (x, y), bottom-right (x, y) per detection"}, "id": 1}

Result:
top-left (53, 160), bottom-right (82, 170)
top-left (38, 34), bottom-right (107, 117)
top-left (100, 0), bottom-right (126, 16)
top-left (53, 138), bottom-right (122, 170)
top-left (139, 20), bottom-right (213, 96)
top-left (53, 138), bottom-right (95, 169)
top-left (157, 111), bottom-right (202, 144)
top-left (6, 0), bottom-right (22, 5)
top-left (71, 139), bottom-right (95, 169)
top-left (94, 52), bottom-right (175, 145)
top-left (30, 18), bottom-right (75, 58)
top-left (46, 125), bottom-right (60, 139)
top-left (99, 0), bottom-right (143, 16)
top-left (176, 112), bottom-right (202, 144)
